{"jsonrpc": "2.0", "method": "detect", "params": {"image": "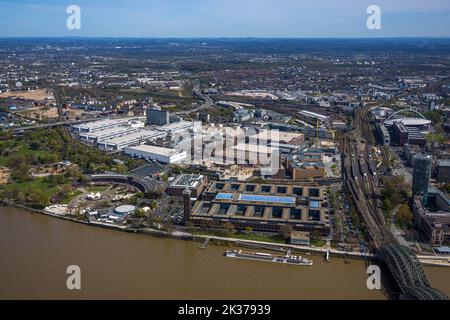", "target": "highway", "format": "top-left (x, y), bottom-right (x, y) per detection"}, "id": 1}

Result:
top-left (174, 83), bottom-right (215, 116)
top-left (11, 82), bottom-right (213, 134)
